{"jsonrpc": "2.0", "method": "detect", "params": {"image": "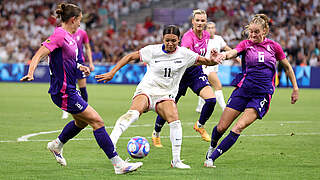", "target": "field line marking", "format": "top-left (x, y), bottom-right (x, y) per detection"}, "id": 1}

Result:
top-left (0, 121), bottom-right (315, 143)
